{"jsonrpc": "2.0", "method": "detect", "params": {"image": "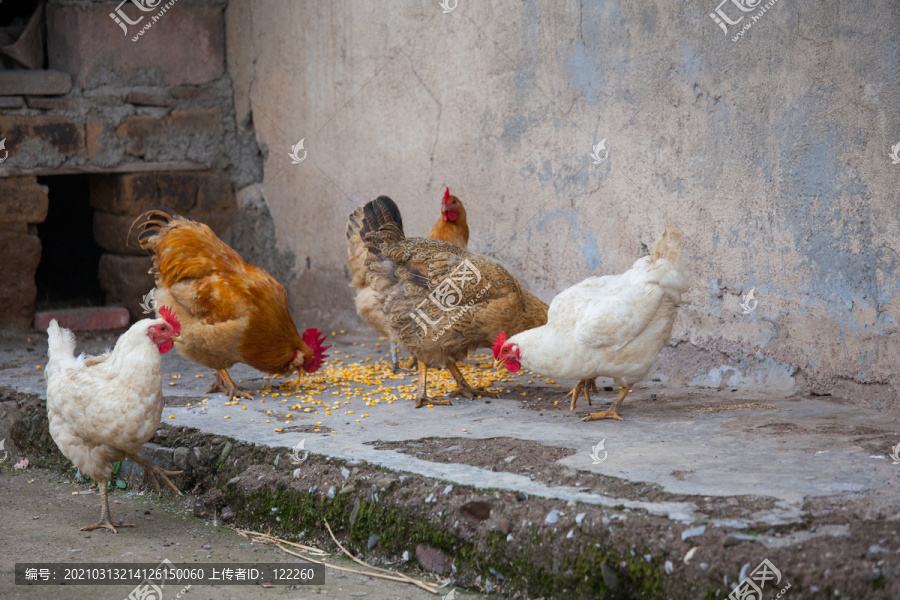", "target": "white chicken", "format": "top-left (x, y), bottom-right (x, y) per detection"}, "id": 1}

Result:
top-left (493, 222), bottom-right (688, 421)
top-left (45, 309), bottom-right (183, 532)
